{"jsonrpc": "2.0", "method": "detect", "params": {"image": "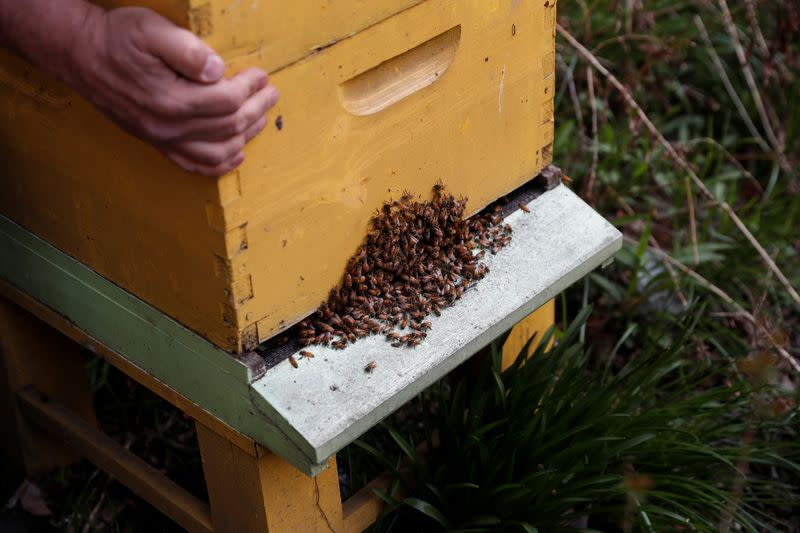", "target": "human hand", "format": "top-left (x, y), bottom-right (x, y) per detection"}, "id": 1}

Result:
top-left (70, 7), bottom-right (277, 176)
